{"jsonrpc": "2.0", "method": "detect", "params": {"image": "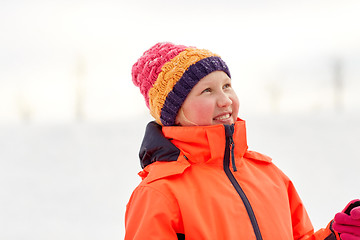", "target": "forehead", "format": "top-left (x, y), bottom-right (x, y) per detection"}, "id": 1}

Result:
top-left (197, 71), bottom-right (230, 85)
